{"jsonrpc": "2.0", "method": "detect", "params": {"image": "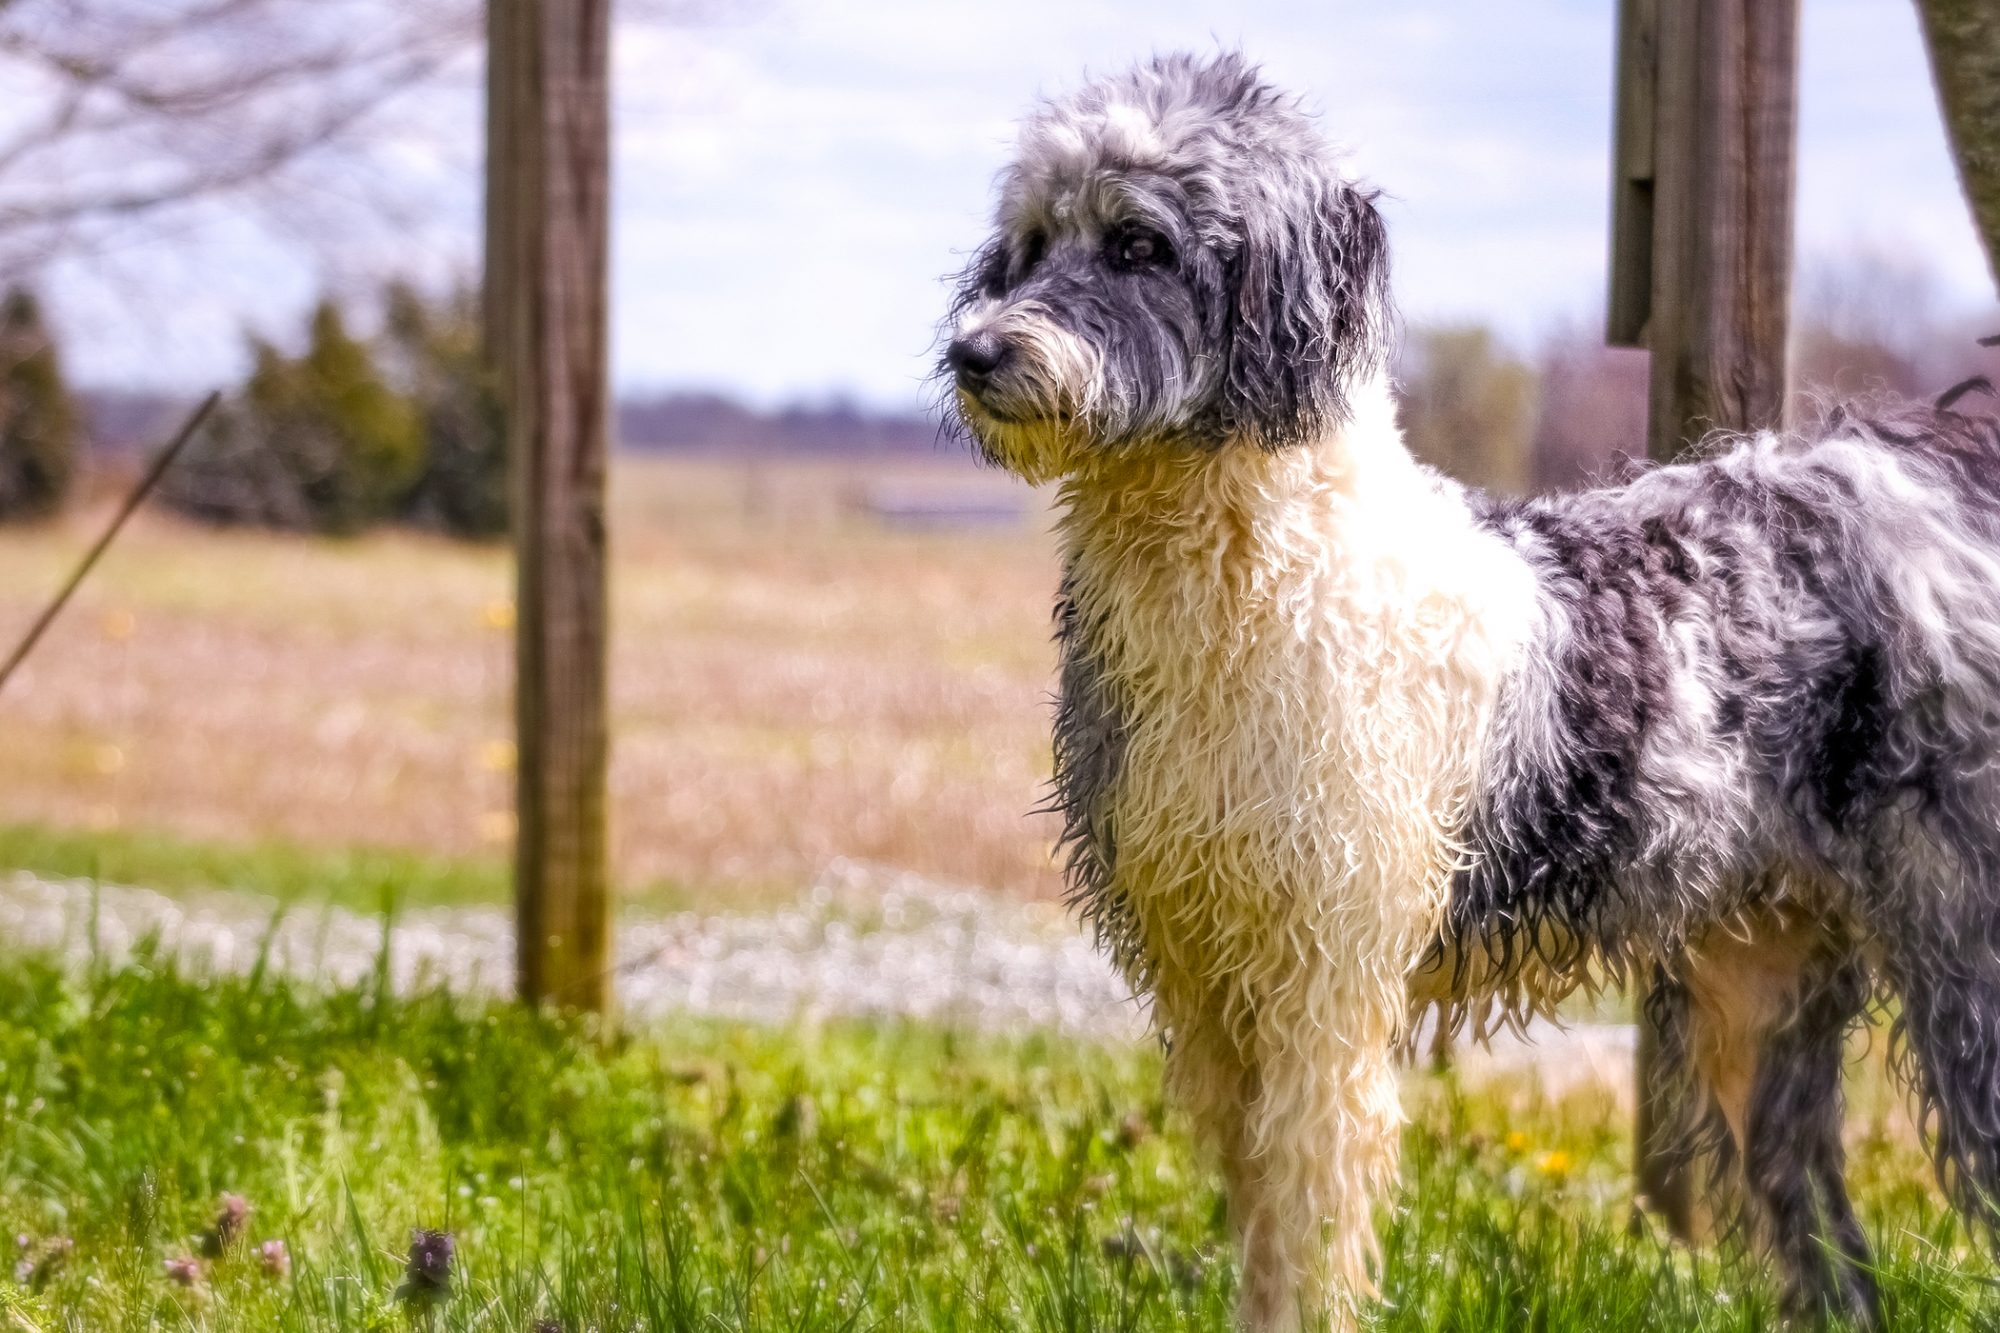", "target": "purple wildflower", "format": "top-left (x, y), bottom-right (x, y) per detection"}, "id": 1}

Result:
top-left (395, 1228), bottom-right (454, 1307)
